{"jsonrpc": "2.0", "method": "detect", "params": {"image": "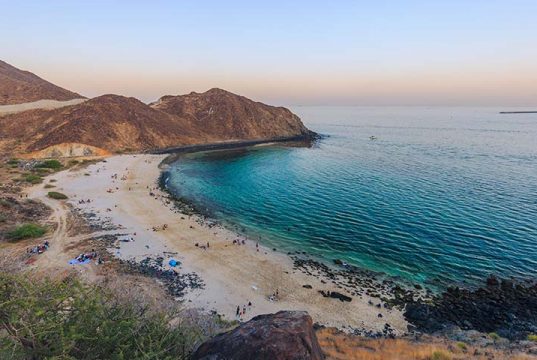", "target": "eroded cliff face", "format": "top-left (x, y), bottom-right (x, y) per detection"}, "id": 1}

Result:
top-left (151, 88), bottom-right (311, 141)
